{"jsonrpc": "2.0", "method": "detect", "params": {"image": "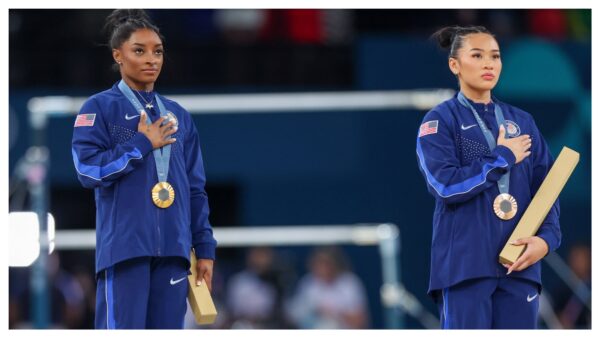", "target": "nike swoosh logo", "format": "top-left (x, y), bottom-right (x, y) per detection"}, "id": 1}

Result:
top-left (527, 294), bottom-right (539, 302)
top-left (125, 114), bottom-right (140, 120)
top-left (461, 124), bottom-right (477, 130)
top-left (170, 276), bottom-right (187, 285)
